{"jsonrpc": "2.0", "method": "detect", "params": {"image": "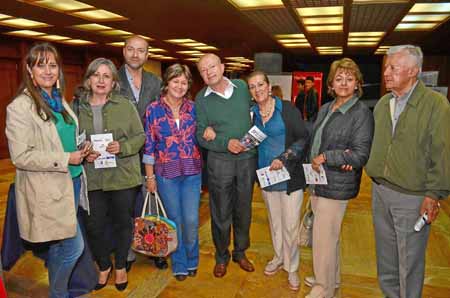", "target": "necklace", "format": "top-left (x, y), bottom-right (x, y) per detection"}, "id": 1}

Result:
top-left (164, 97), bottom-right (182, 113)
top-left (259, 97), bottom-right (274, 118)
